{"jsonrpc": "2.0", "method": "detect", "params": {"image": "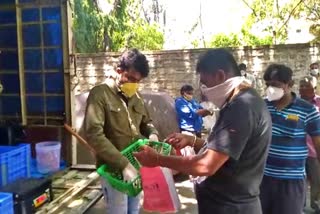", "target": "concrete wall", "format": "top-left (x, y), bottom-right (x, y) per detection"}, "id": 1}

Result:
top-left (71, 43), bottom-right (320, 165)
top-left (72, 43), bottom-right (320, 98)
